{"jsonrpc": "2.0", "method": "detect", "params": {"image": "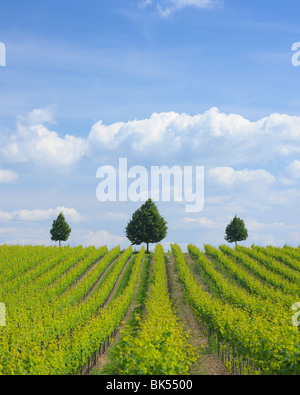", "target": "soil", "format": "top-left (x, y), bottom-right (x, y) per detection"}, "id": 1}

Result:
top-left (88, 253), bottom-right (229, 376)
top-left (89, 256), bottom-right (147, 375)
top-left (165, 254), bottom-right (229, 375)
